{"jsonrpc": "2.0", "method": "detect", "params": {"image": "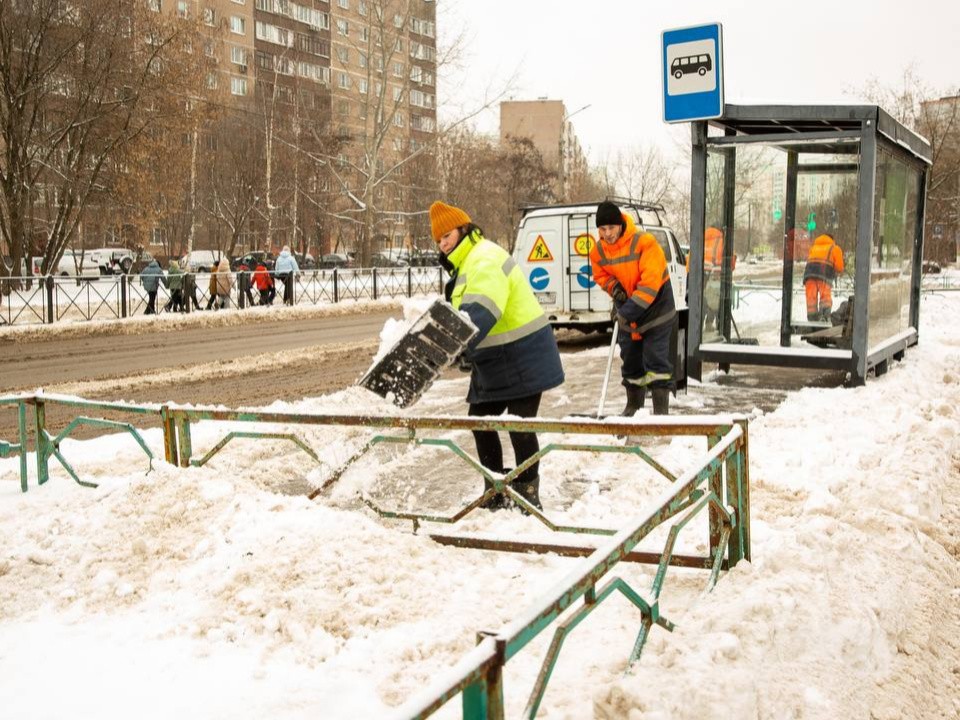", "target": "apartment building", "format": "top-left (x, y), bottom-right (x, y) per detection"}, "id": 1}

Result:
top-left (500, 99), bottom-right (588, 197)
